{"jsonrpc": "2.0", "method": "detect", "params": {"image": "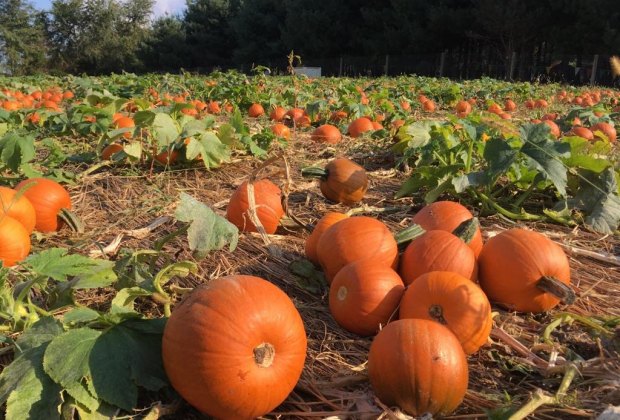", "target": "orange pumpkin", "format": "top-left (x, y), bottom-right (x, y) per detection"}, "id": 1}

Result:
top-left (317, 216), bottom-right (398, 282)
top-left (478, 229), bottom-right (574, 312)
top-left (304, 212), bottom-right (349, 265)
top-left (412, 201), bottom-right (483, 257)
top-left (399, 271), bottom-right (492, 354)
top-left (347, 117), bottom-right (374, 138)
top-left (15, 178), bottom-right (73, 232)
top-left (269, 106), bottom-right (287, 122)
top-left (248, 103), bottom-right (265, 118)
top-left (310, 124), bottom-right (342, 144)
top-left (226, 179), bottom-right (284, 234)
top-left (101, 143), bottom-right (124, 160)
top-left (399, 229), bottom-right (477, 285)
top-left (0, 215), bottom-right (31, 266)
top-left (568, 126), bottom-right (594, 141)
top-left (302, 158), bottom-right (368, 205)
top-left (329, 260), bottom-right (405, 336)
top-left (590, 122), bottom-right (616, 142)
top-left (368, 319), bottom-right (468, 416)
top-left (162, 275), bottom-right (307, 419)
top-left (113, 116), bottom-right (135, 139)
top-left (0, 187), bottom-right (36, 233)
